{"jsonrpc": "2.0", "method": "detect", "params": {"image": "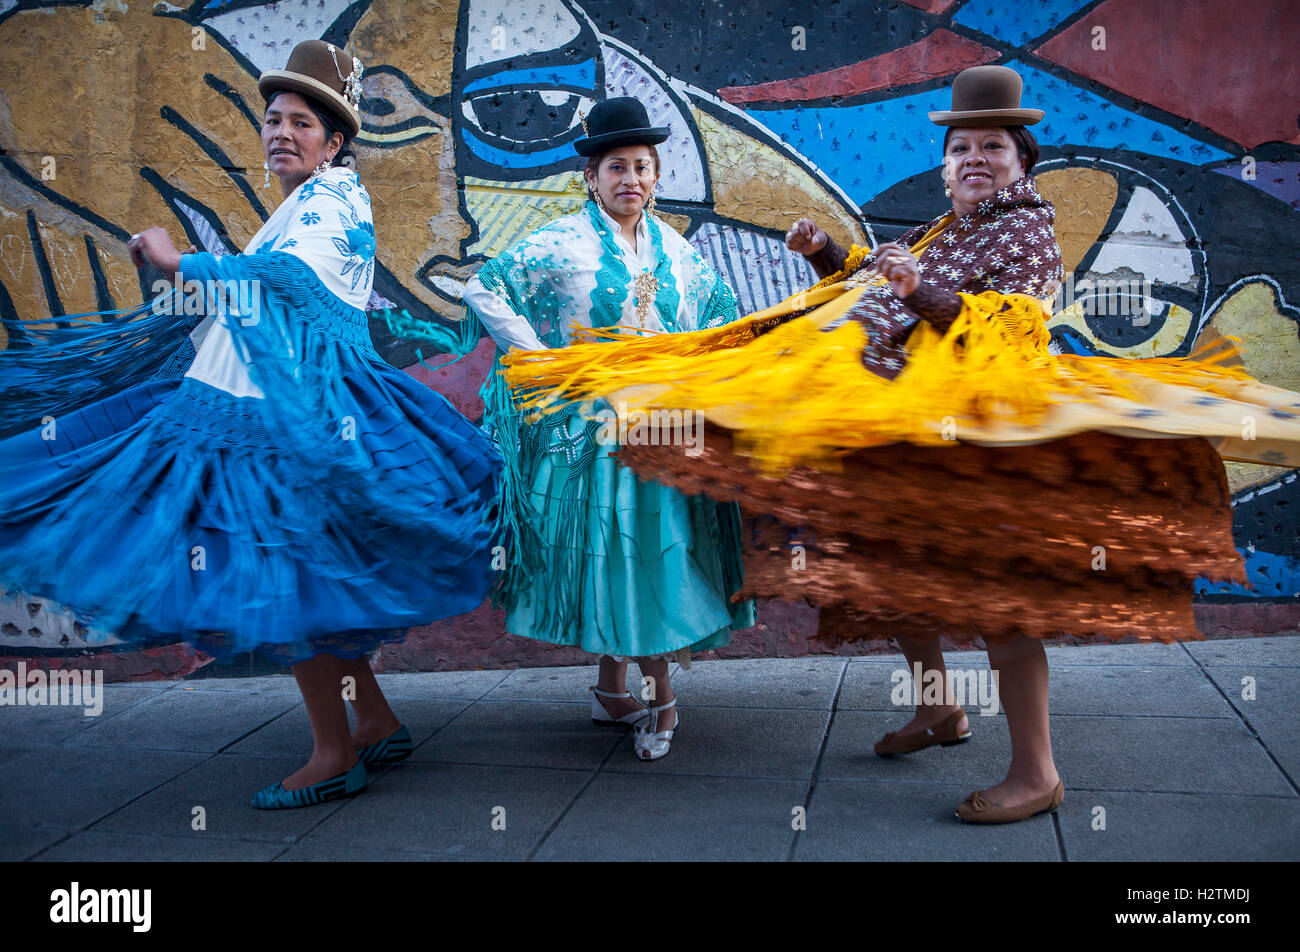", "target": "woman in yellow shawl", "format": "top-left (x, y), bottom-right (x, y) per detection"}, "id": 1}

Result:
top-left (499, 66), bottom-right (1300, 824)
